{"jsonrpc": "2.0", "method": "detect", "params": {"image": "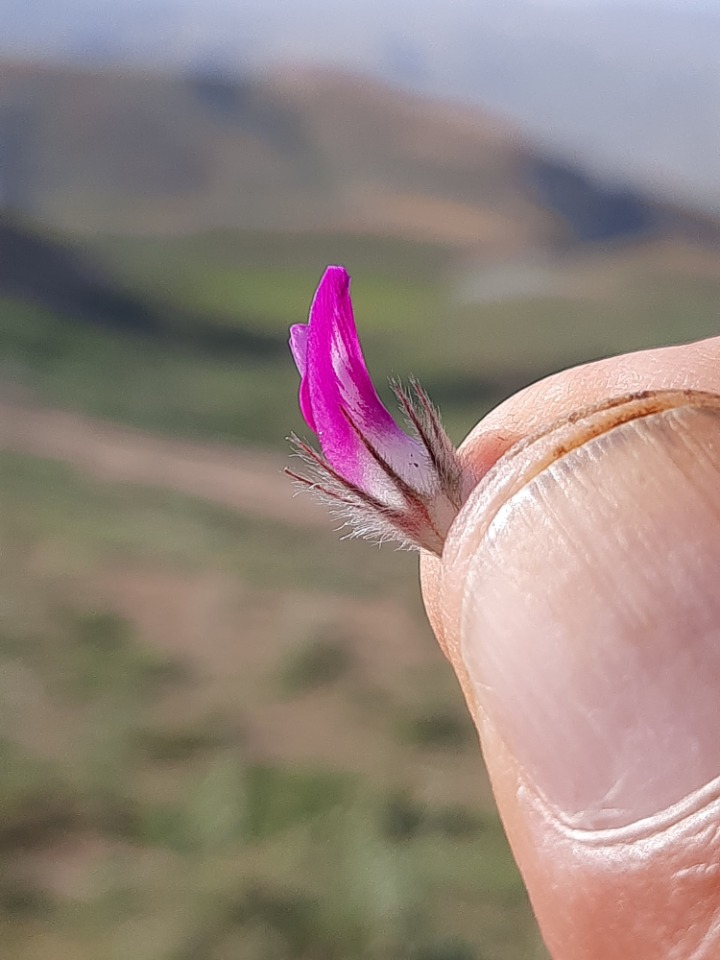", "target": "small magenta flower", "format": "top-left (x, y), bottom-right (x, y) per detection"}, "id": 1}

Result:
top-left (287, 265), bottom-right (476, 554)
